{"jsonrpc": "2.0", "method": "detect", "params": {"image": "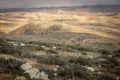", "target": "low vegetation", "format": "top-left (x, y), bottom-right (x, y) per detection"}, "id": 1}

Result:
top-left (0, 39), bottom-right (119, 80)
top-left (38, 55), bottom-right (65, 66)
top-left (69, 57), bottom-right (93, 66)
top-left (0, 58), bottom-right (24, 75)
